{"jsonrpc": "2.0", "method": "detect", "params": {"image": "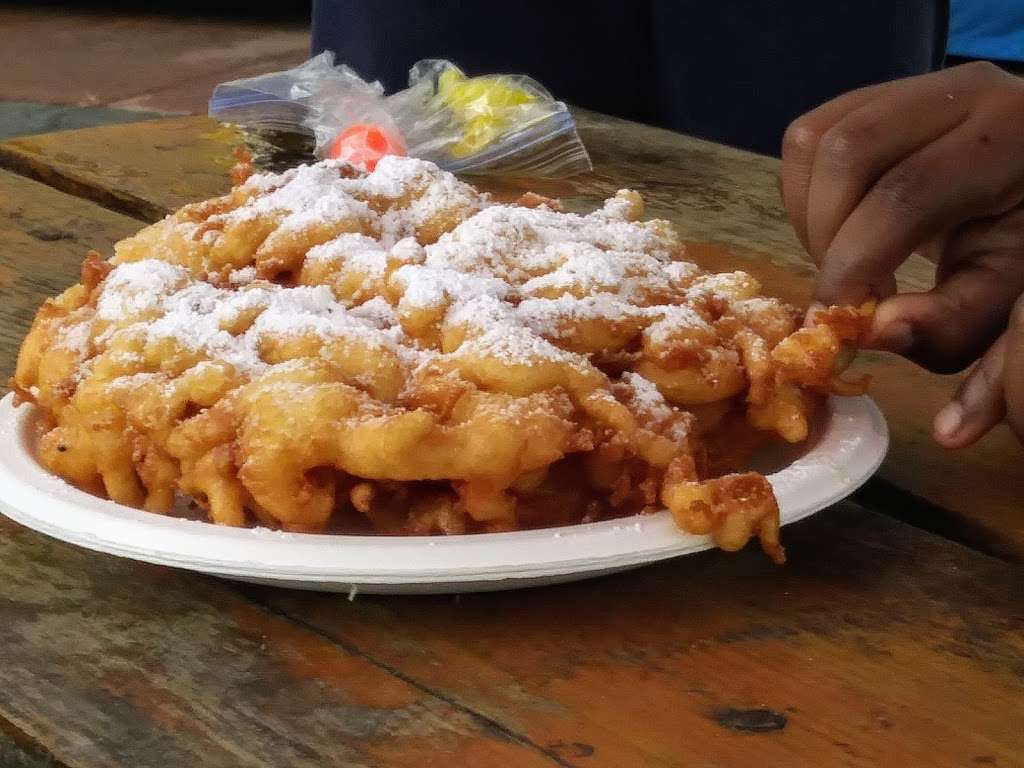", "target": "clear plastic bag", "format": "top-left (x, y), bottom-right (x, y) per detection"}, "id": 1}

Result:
top-left (387, 60), bottom-right (591, 177)
top-left (208, 52), bottom-right (385, 170)
top-left (209, 51), bottom-right (382, 135)
top-left (209, 53), bottom-right (591, 178)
